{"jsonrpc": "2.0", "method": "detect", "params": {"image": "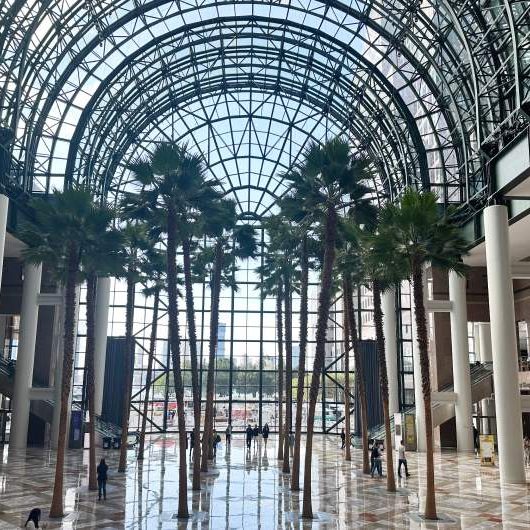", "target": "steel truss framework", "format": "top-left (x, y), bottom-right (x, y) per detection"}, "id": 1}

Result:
top-left (1, 0), bottom-right (529, 210)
